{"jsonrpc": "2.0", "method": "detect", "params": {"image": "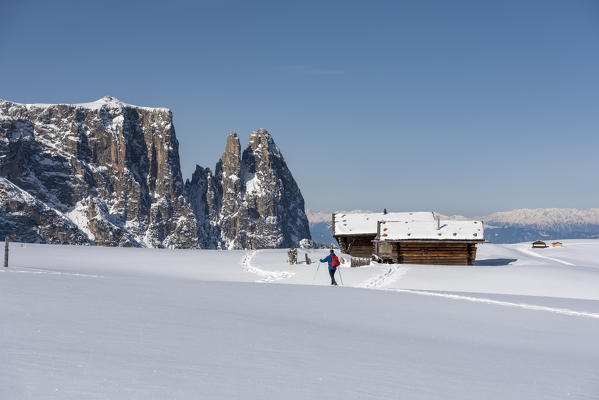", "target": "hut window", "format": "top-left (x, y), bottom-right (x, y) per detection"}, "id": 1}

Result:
top-left (473, 233), bottom-right (477, 237)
